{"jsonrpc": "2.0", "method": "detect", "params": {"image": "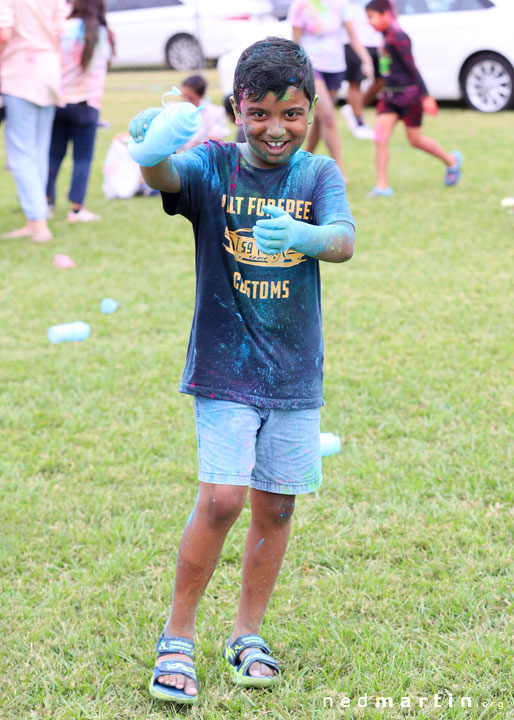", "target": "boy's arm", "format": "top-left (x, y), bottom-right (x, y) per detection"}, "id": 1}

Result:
top-left (393, 33), bottom-right (437, 113)
top-left (253, 206), bottom-right (354, 264)
top-left (128, 107), bottom-right (182, 193)
top-left (140, 156), bottom-right (181, 194)
top-left (393, 32), bottom-right (428, 96)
